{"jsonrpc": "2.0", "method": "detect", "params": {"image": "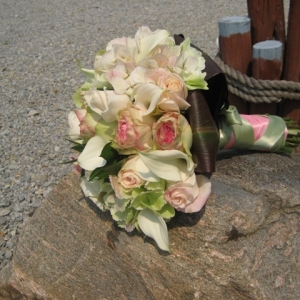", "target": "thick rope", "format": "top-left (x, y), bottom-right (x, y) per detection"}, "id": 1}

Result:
top-left (214, 56), bottom-right (300, 103)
